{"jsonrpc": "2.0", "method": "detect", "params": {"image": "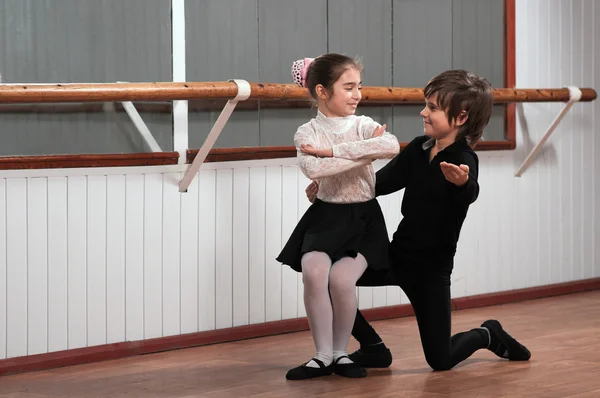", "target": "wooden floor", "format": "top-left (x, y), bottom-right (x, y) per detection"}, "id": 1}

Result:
top-left (1, 290), bottom-right (599, 397)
